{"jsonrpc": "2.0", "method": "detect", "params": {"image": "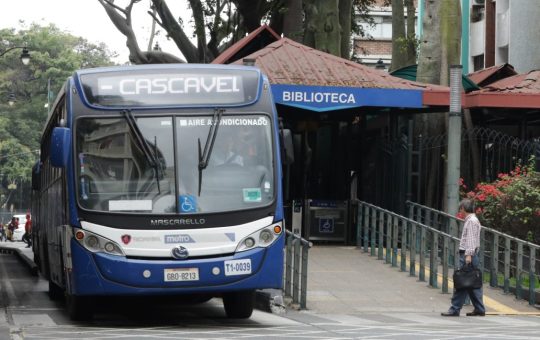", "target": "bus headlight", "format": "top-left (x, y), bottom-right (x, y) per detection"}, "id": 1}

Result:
top-left (85, 235), bottom-right (99, 251)
top-left (235, 223), bottom-right (283, 252)
top-left (74, 228), bottom-right (125, 256)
